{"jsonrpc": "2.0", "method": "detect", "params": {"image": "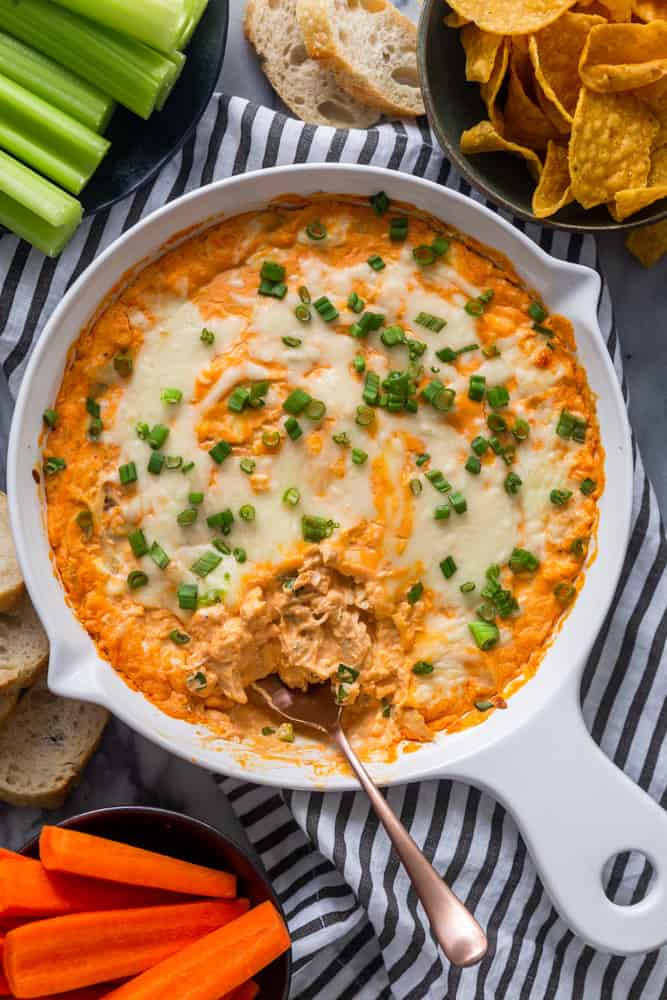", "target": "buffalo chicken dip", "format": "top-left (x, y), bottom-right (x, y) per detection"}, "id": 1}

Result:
top-left (43, 194), bottom-right (603, 759)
